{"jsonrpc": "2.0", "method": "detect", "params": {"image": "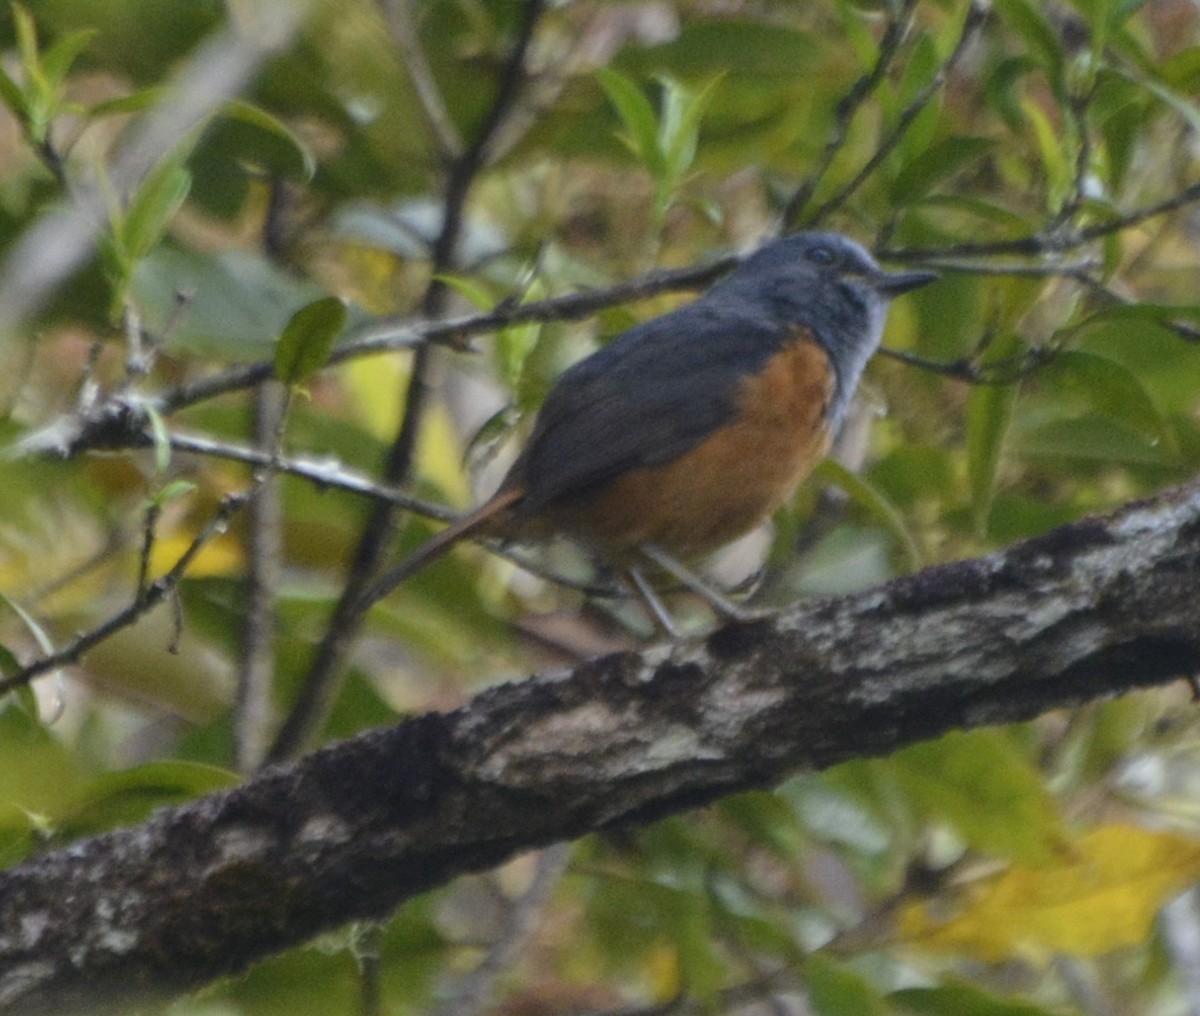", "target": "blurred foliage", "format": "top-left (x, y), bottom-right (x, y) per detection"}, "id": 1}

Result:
top-left (3, 0), bottom-right (1200, 1013)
